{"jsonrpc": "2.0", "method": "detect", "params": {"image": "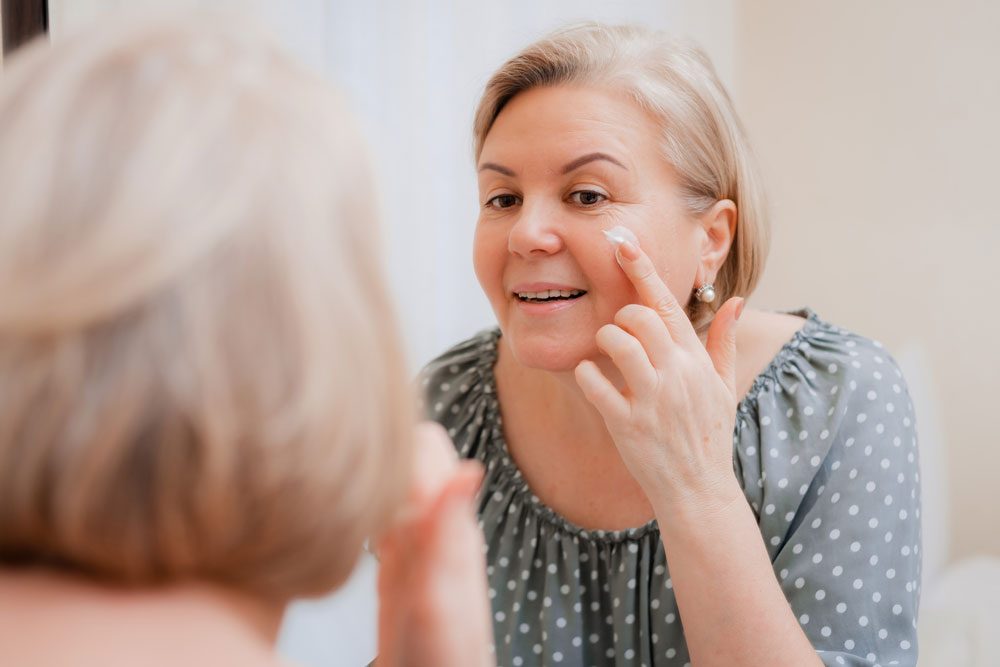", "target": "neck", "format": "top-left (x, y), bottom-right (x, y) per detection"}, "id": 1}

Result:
top-left (496, 336), bottom-right (636, 455)
top-left (494, 336), bottom-right (658, 529)
top-left (0, 568), bottom-right (286, 667)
